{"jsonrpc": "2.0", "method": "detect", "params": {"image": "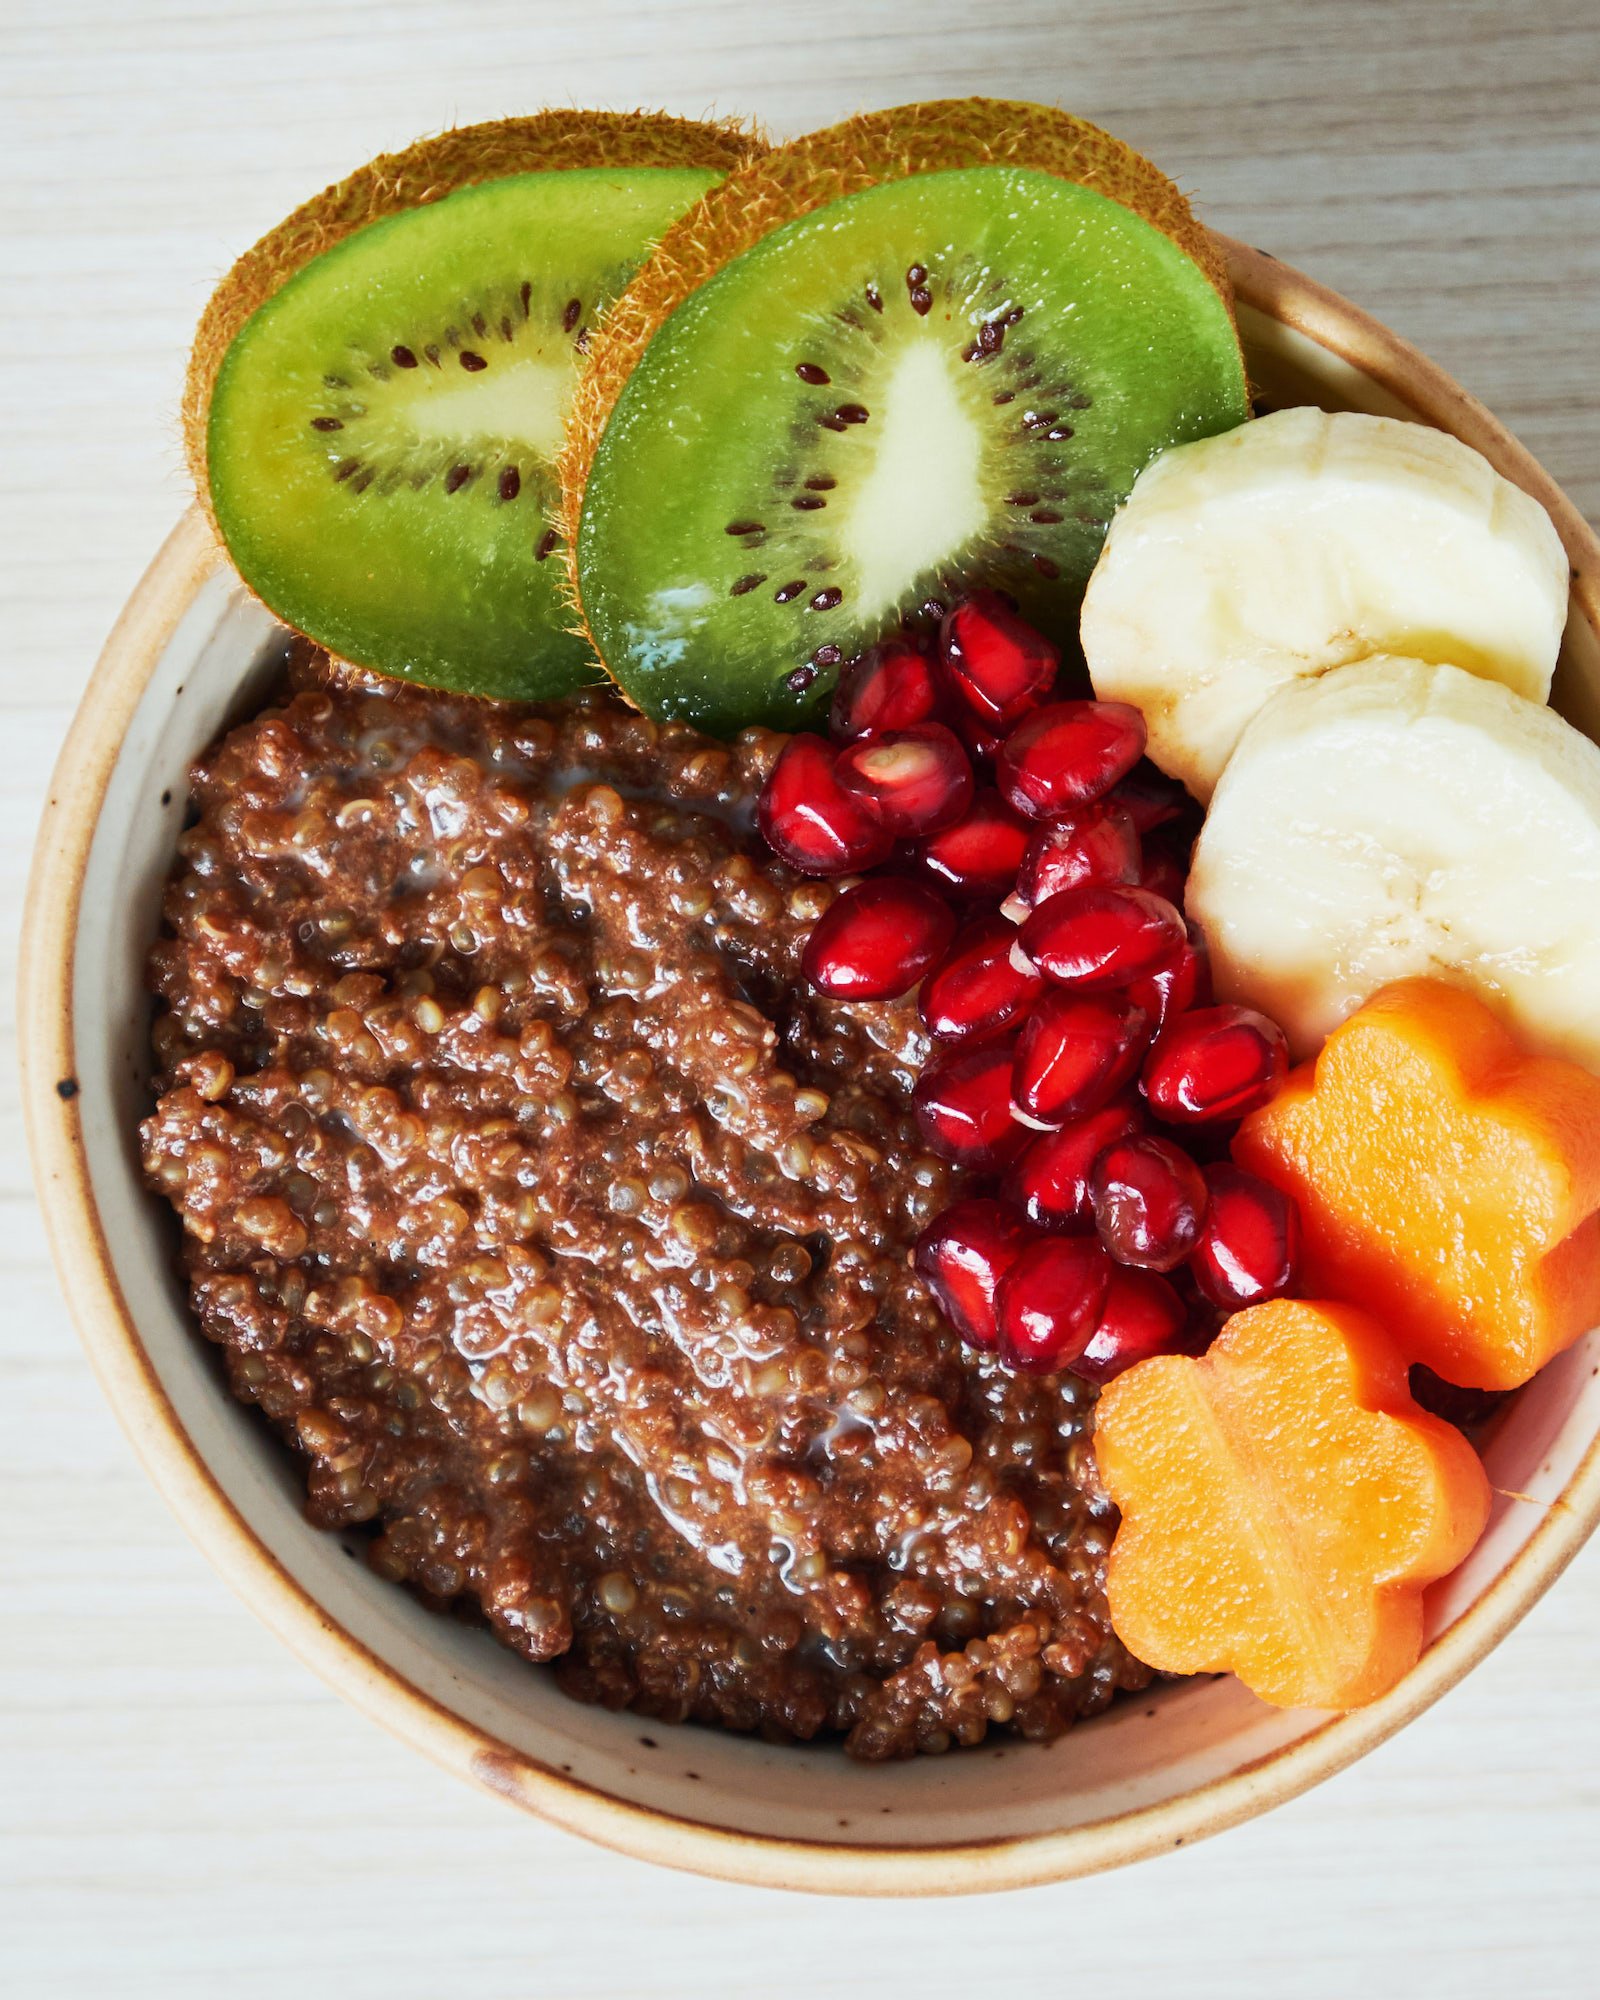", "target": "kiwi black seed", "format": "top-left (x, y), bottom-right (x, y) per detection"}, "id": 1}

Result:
top-left (563, 99), bottom-right (1249, 734)
top-left (187, 113), bottom-right (760, 699)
